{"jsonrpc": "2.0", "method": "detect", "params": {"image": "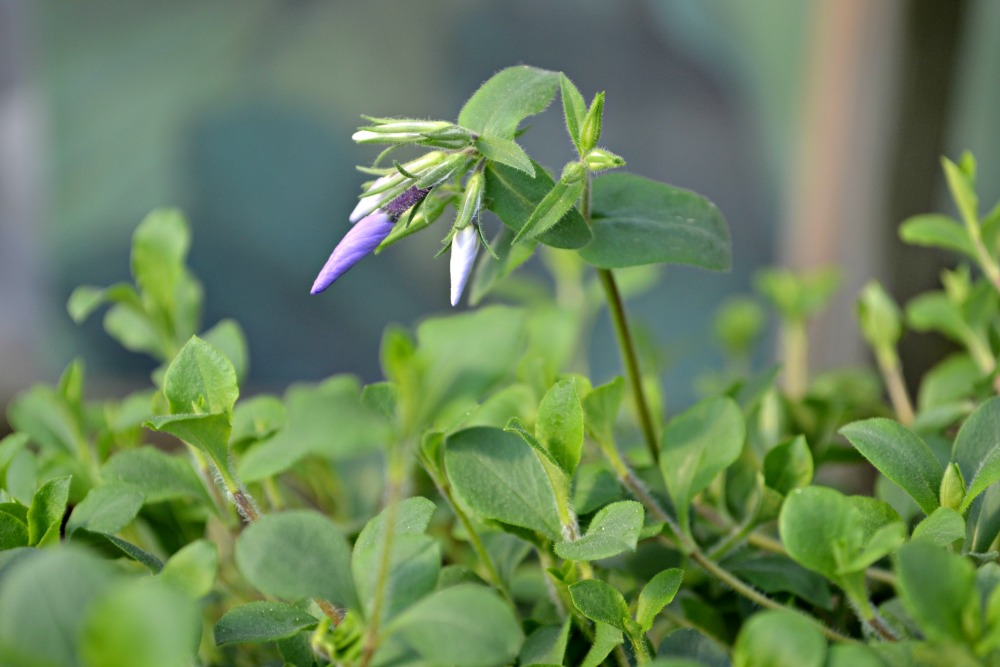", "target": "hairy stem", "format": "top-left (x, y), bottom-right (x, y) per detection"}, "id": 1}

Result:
top-left (360, 438), bottom-right (409, 667)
